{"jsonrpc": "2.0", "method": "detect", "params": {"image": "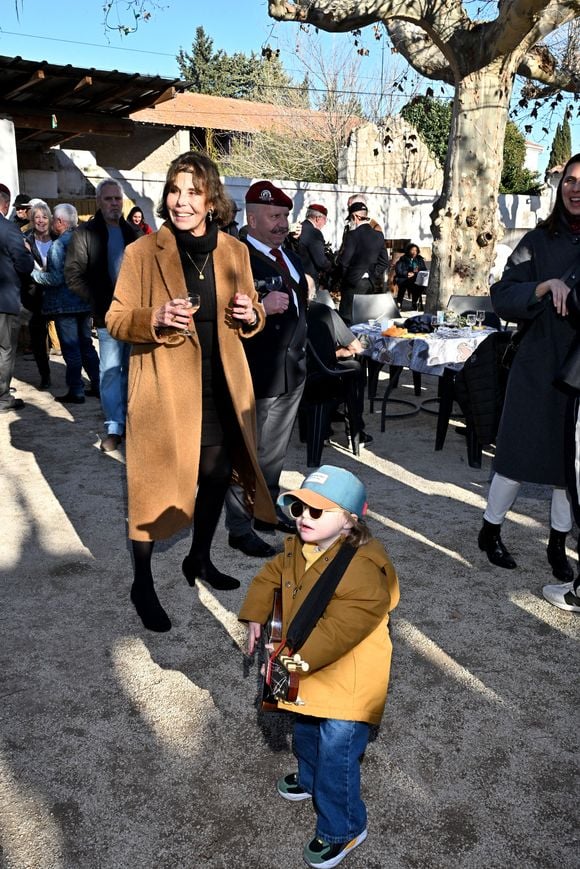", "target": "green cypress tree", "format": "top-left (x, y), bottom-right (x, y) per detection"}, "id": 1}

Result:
top-left (547, 122), bottom-right (567, 170)
top-left (561, 116), bottom-right (572, 163)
